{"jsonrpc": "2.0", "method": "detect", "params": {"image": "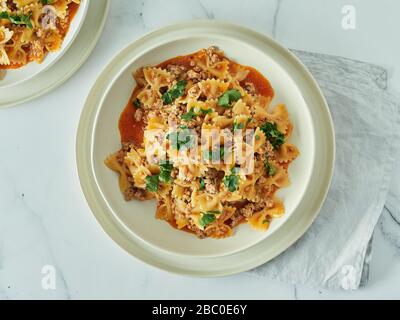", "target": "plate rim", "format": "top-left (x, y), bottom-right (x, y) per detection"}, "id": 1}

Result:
top-left (76, 20), bottom-right (336, 276)
top-left (0, 0), bottom-right (110, 109)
